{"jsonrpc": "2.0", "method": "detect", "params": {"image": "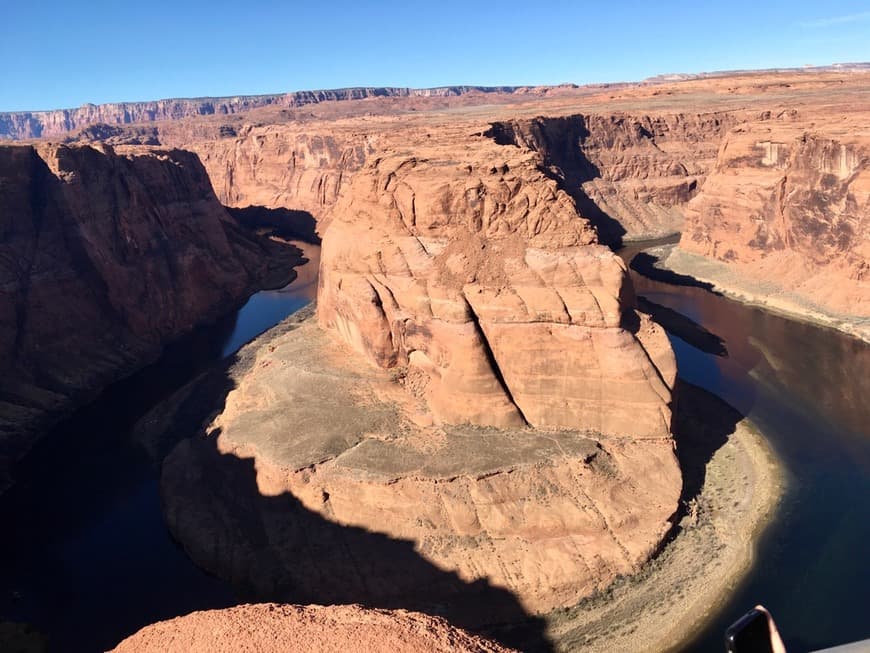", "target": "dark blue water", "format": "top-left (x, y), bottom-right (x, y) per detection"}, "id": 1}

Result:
top-left (0, 244), bottom-right (318, 652)
top-left (627, 262), bottom-right (870, 652)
